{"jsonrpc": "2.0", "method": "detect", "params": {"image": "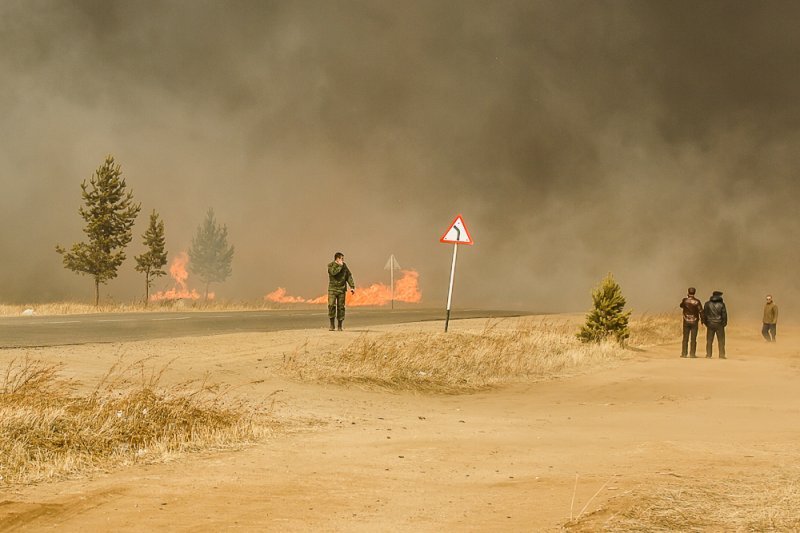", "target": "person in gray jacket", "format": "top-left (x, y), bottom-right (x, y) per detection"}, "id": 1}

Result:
top-left (703, 290), bottom-right (728, 359)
